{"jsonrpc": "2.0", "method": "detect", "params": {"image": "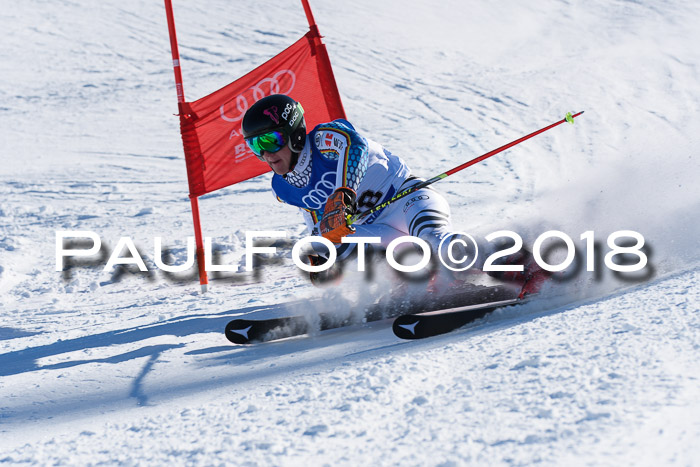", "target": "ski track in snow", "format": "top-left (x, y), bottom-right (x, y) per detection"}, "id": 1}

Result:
top-left (2, 0), bottom-right (700, 464)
